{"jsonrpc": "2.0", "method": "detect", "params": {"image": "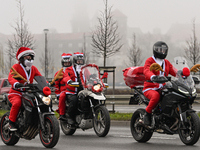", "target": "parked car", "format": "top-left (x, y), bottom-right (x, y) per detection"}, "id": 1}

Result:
top-left (0, 78), bottom-right (11, 95)
top-left (0, 78), bottom-right (11, 110)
